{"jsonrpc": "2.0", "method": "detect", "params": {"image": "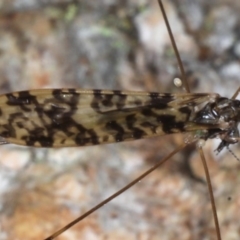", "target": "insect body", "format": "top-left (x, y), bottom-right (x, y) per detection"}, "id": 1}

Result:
top-left (0, 89), bottom-right (239, 153)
